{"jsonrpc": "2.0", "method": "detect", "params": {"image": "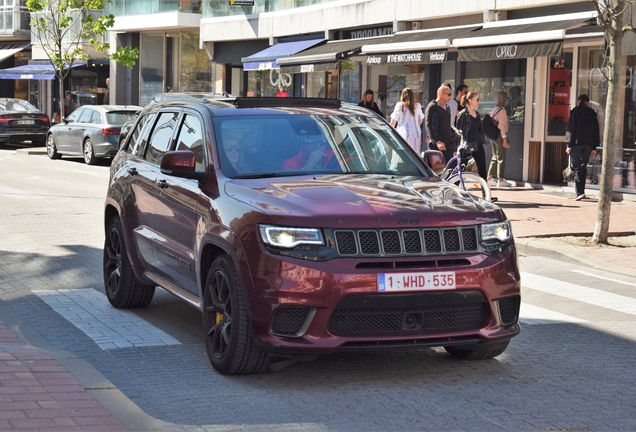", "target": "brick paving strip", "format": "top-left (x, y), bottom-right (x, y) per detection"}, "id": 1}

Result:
top-left (0, 322), bottom-right (127, 431)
